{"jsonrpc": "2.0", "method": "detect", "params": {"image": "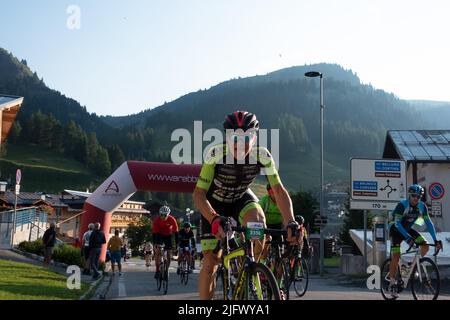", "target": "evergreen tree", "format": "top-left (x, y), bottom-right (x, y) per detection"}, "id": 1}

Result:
top-left (7, 121), bottom-right (22, 144)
